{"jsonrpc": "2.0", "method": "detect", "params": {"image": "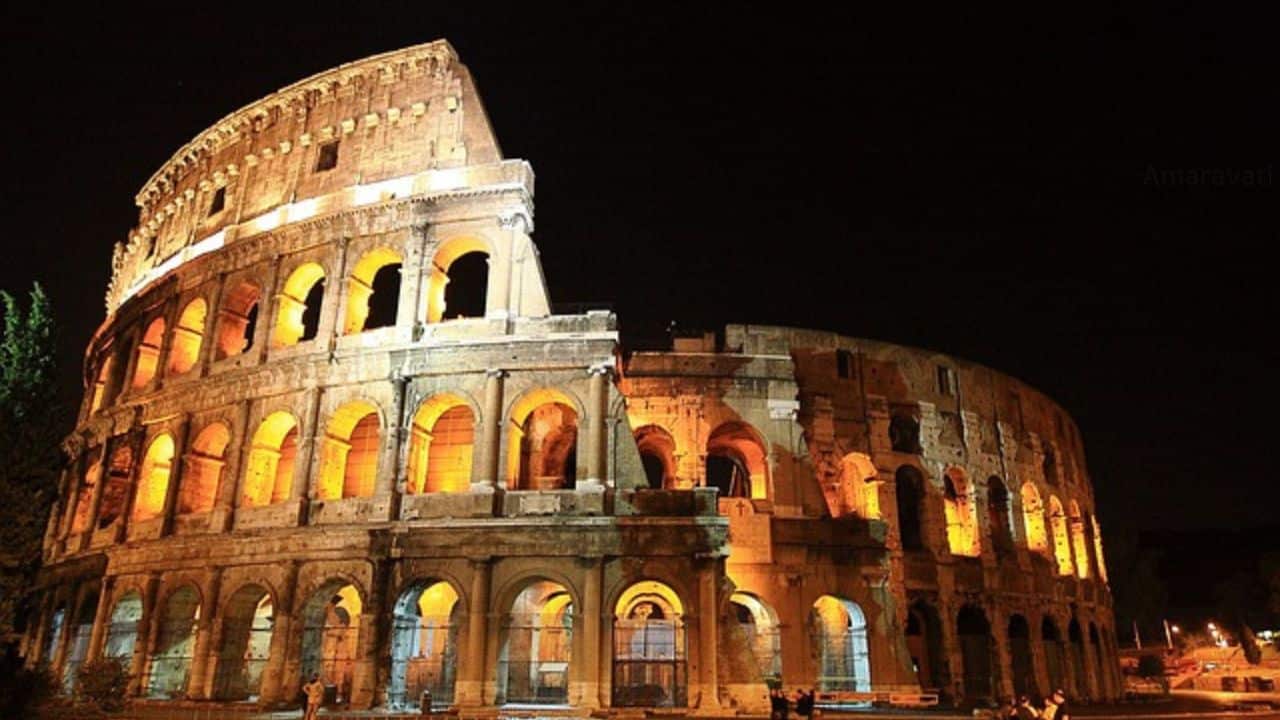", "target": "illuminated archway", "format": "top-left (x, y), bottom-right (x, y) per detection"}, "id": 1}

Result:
top-left (1048, 496), bottom-right (1073, 575)
top-left (318, 401), bottom-right (381, 499)
top-left (810, 595), bottom-right (870, 692)
top-left (425, 237), bottom-right (490, 323)
top-left (508, 389), bottom-right (579, 491)
top-left (634, 425), bottom-right (676, 490)
top-left (300, 582), bottom-right (363, 704)
top-left (89, 357), bottom-right (112, 413)
top-left (167, 298), bottom-right (207, 375)
top-left (824, 452), bottom-right (879, 519)
top-left (214, 281), bottom-right (260, 359)
top-left (389, 580), bottom-right (461, 708)
top-left (1021, 483), bottom-right (1048, 554)
top-left (213, 585), bottom-right (273, 700)
top-left (241, 412), bottom-right (299, 507)
top-left (943, 468), bottom-right (980, 556)
top-left (1068, 500), bottom-right (1090, 579)
top-left (344, 248), bottom-right (403, 334)
top-left (706, 421), bottom-right (768, 500)
top-left (98, 446), bottom-right (134, 529)
top-left (104, 591), bottom-right (143, 662)
top-left (132, 434), bottom-right (175, 523)
top-left (613, 580), bottom-right (687, 707)
top-left (131, 317), bottom-right (166, 388)
top-left (272, 262), bottom-right (325, 348)
top-left (730, 592), bottom-right (781, 683)
top-left (146, 585), bottom-right (200, 698)
top-left (407, 395), bottom-right (474, 495)
top-left (179, 423), bottom-right (229, 515)
top-left (498, 579), bottom-right (573, 705)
